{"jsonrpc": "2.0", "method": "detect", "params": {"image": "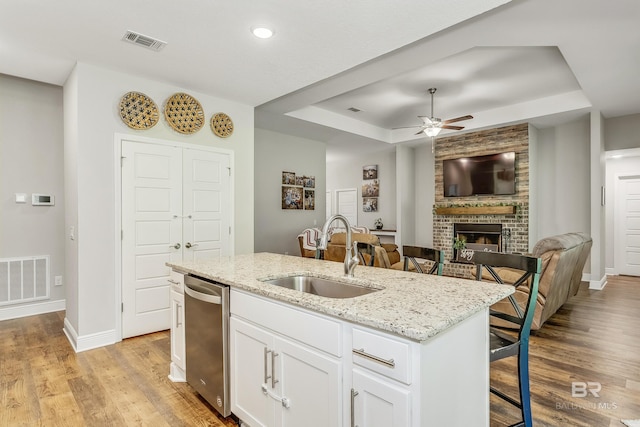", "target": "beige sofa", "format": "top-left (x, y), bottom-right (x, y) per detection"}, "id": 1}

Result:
top-left (488, 232), bottom-right (592, 330)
